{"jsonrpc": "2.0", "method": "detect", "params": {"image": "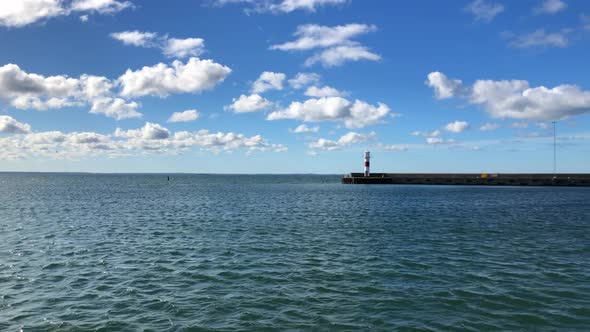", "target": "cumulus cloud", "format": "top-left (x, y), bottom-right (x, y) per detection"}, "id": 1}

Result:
top-left (0, 0), bottom-right (64, 27)
top-left (0, 63), bottom-right (141, 119)
top-left (213, 0), bottom-right (347, 14)
top-left (111, 31), bottom-right (205, 58)
top-left (534, 0), bottom-right (567, 15)
top-left (89, 97), bottom-right (141, 120)
top-left (70, 0), bottom-right (133, 13)
top-left (0, 64), bottom-right (79, 102)
top-left (167, 109), bottom-right (200, 123)
top-left (0, 58), bottom-right (231, 120)
top-left (480, 123), bottom-right (500, 131)
top-left (271, 23), bottom-right (380, 67)
top-left (118, 57), bottom-right (231, 98)
top-left (268, 0), bottom-right (347, 13)
top-left (116, 122), bottom-right (170, 140)
top-left (464, 0), bottom-right (504, 23)
top-left (0, 115), bottom-right (32, 134)
top-left (271, 23), bottom-right (376, 51)
top-left (289, 124), bottom-right (319, 133)
top-left (426, 71), bottom-right (465, 99)
top-left (252, 71), bottom-right (286, 93)
top-left (427, 71), bottom-right (590, 121)
top-left (309, 131), bottom-right (376, 150)
top-left (227, 94), bottom-right (273, 113)
top-left (412, 130), bottom-right (441, 137)
top-left (267, 97), bottom-right (390, 128)
top-left (304, 85), bottom-right (345, 97)
top-left (0, 0), bottom-right (132, 28)
top-left (110, 31), bottom-right (158, 47)
top-left (0, 122), bottom-right (286, 160)
top-left (163, 38), bottom-right (205, 58)
top-left (288, 72), bottom-right (320, 89)
top-left (304, 45), bottom-right (381, 67)
top-left (444, 121), bottom-right (470, 133)
top-left (509, 29), bottom-right (569, 48)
